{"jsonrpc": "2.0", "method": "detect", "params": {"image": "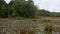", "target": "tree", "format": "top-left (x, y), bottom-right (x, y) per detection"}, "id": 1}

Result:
top-left (0, 0), bottom-right (8, 18)
top-left (8, 1), bottom-right (17, 17)
top-left (28, 0), bottom-right (33, 3)
top-left (37, 9), bottom-right (51, 16)
top-left (0, 0), bottom-right (37, 18)
top-left (14, 0), bottom-right (36, 18)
